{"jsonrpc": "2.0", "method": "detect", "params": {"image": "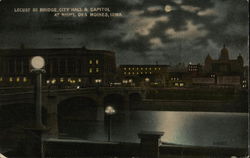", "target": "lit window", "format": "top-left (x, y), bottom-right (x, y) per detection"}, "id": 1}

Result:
top-left (16, 77), bottom-right (20, 82)
top-left (23, 77), bottom-right (27, 82)
top-left (145, 72), bottom-right (148, 74)
top-left (124, 68), bottom-right (127, 70)
top-left (124, 72), bottom-right (127, 75)
top-left (159, 68), bottom-right (161, 70)
top-left (132, 68), bottom-right (134, 70)
top-left (128, 79), bottom-right (133, 83)
top-left (149, 72), bottom-right (152, 74)
top-left (154, 68), bottom-right (157, 70)
top-left (128, 72), bottom-right (131, 75)
top-left (60, 78), bottom-right (64, 82)
top-left (145, 68), bottom-right (147, 70)
top-left (141, 72), bottom-right (143, 74)
top-left (89, 60), bottom-right (93, 64)
top-left (137, 67), bottom-right (139, 70)
top-left (136, 72), bottom-right (139, 74)
top-left (9, 77), bottom-right (13, 82)
top-left (68, 78), bottom-right (71, 82)
top-left (0, 77), bottom-right (3, 82)
top-left (89, 68), bottom-right (93, 73)
top-left (180, 83), bottom-right (184, 87)
top-left (175, 83), bottom-right (179, 86)
top-left (51, 78), bottom-right (56, 84)
top-left (149, 68), bottom-right (152, 70)
top-left (132, 72), bottom-right (135, 75)
top-left (96, 60), bottom-right (99, 64)
top-left (129, 68), bottom-right (131, 70)
top-left (95, 79), bottom-right (102, 83)
top-left (78, 78), bottom-right (81, 82)
top-left (96, 68), bottom-right (99, 73)
top-left (141, 68), bottom-right (143, 70)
